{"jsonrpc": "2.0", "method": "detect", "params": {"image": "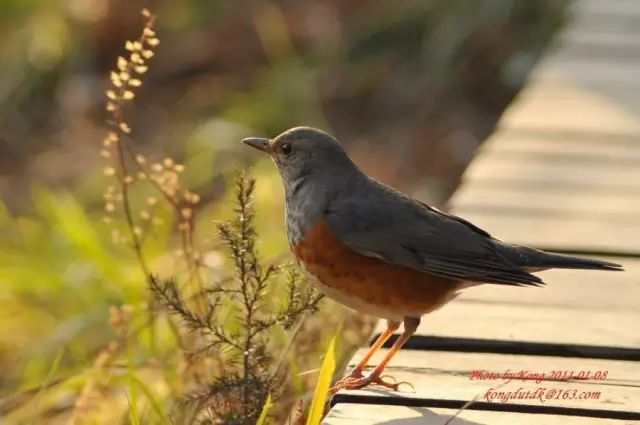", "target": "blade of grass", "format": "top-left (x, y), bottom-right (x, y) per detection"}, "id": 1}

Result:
top-left (306, 333), bottom-right (337, 425)
top-left (131, 376), bottom-right (172, 425)
top-left (270, 316), bottom-right (306, 381)
top-left (256, 393), bottom-right (273, 425)
top-left (0, 378), bottom-right (65, 416)
top-left (34, 348), bottom-right (64, 424)
top-left (126, 394), bottom-right (141, 425)
top-left (128, 342), bottom-right (140, 425)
